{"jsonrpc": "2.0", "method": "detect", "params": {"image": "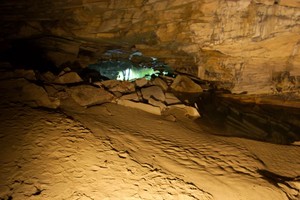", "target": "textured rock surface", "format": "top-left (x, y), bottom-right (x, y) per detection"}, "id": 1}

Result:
top-left (117, 99), bottom-right (162, 115)
top-left (171, 75), bottom-right (203, 94)
top-left (141, 86), bottom-right (166, 102)
top-left (67, 85), bottom-right (114, 106)
top-left (54, 71), bottom-right (83, 84)
top-left (0, 78), bottom-right (60, 108)
top-left (101, 80), bottom-right (135, 94)
top-left (0, 0), bottom-right (300, 94)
